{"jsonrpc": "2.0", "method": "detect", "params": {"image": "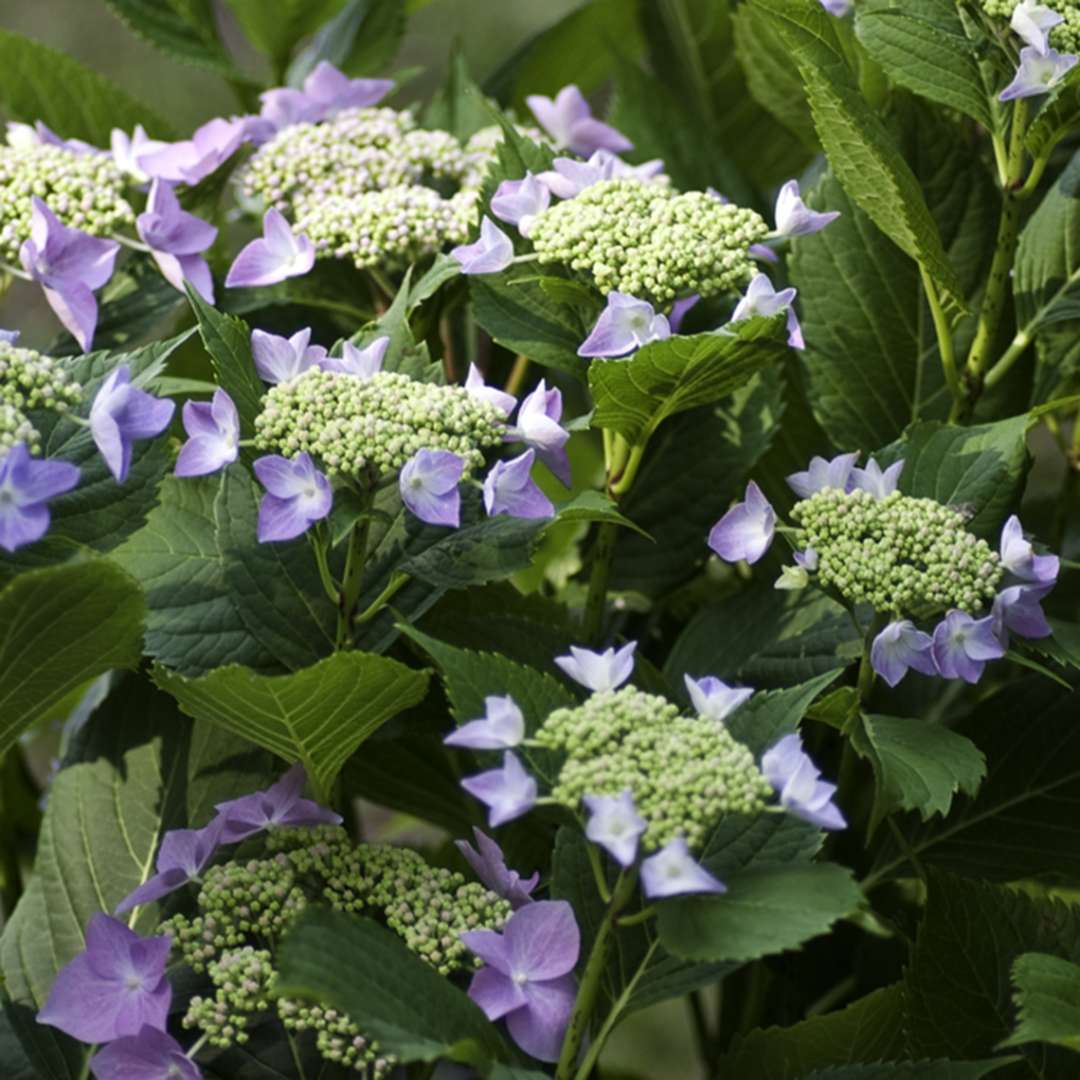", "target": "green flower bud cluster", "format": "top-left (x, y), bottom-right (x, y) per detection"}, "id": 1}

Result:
top-left (184, 946), bottom-right (275, 1048)
top-left (0, 341), bottom-right (83, 453)
top-left (981, 0), bottom-right (1080, 53)
top-left (0, 143), bottom-right (133, 262)
top-left (528, 179), bottom-right (768, 306)
top-left (254, 368), bottom-right (506, 479)
top-left (535, 687), bottom-right (773, 851)
top-left (791, 488), bottom-right (1003, 616)
top-left (240, 106), bottom-right (485, 271)
top-left (278, 998), bottom-right (395, 1077)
